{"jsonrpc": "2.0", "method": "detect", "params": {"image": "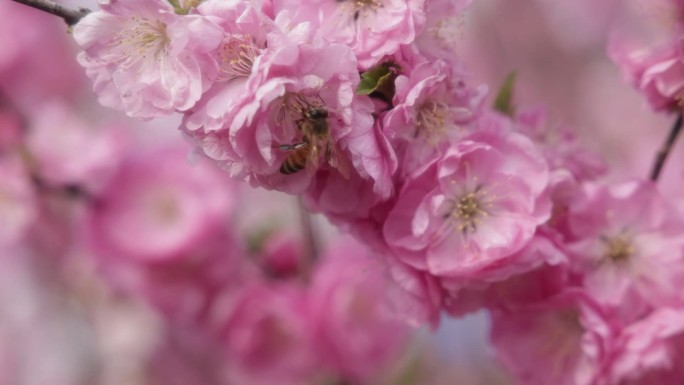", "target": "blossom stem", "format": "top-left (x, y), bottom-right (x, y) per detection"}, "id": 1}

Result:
top-left (10, 0), bottom-right (90, 26)
top-left (650, 112), bottom-right (683, 182)
top-left (297, 197), bottom-right (320, 262)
